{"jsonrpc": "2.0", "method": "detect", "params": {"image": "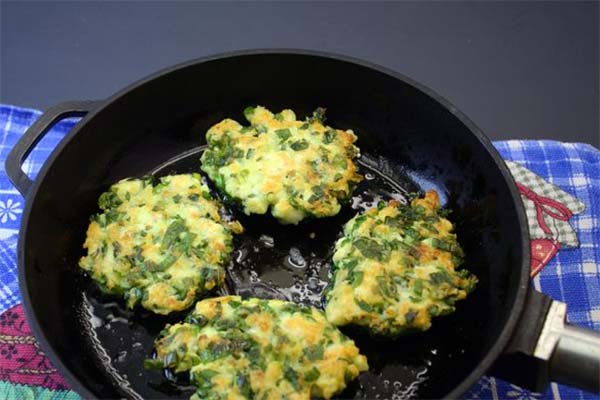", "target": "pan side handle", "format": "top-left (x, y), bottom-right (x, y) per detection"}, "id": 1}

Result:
top-left (5, 101), bottom-right (100, 196)
top-left (491, 288), bottom-right (600, 394)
